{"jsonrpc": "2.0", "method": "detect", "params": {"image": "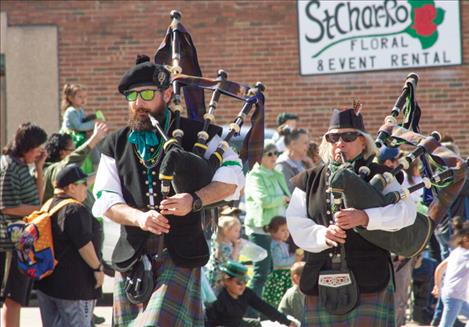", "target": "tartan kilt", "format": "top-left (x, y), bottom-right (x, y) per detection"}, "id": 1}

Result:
top-left (113, 252), bottom-right (204, 327)
top-left (302, 281), bottom-right (395, 327)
